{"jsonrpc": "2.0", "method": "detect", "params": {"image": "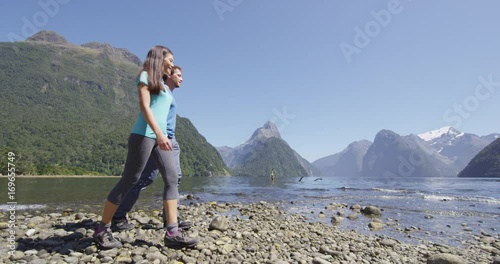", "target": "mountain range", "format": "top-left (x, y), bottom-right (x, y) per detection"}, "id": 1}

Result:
top-left (312, 127), bottom-right (499, 178)
top-left (2, 30), bottom-right (498, 178)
